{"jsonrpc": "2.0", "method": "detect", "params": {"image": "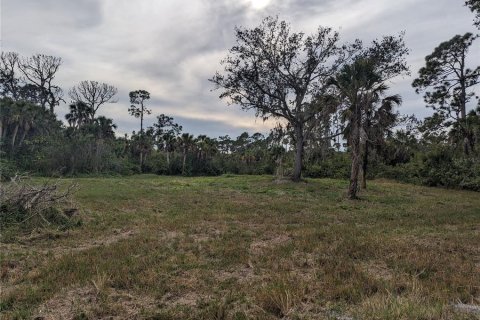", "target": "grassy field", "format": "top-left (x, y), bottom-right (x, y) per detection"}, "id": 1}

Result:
top-left (1, 175), bottom-right (479, 319)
